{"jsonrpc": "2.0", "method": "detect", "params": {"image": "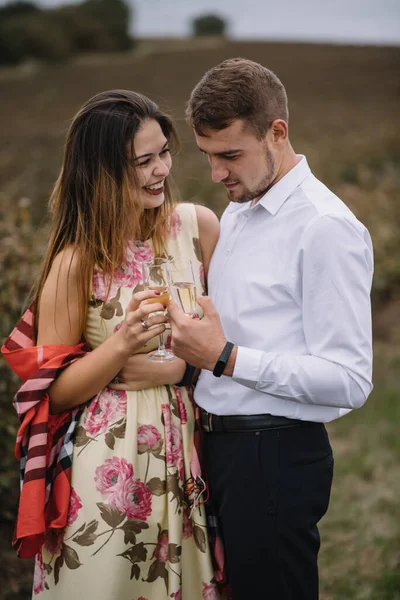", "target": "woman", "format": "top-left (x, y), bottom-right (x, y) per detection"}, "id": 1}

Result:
top-left (9, 90), bottom-right (221, 599)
